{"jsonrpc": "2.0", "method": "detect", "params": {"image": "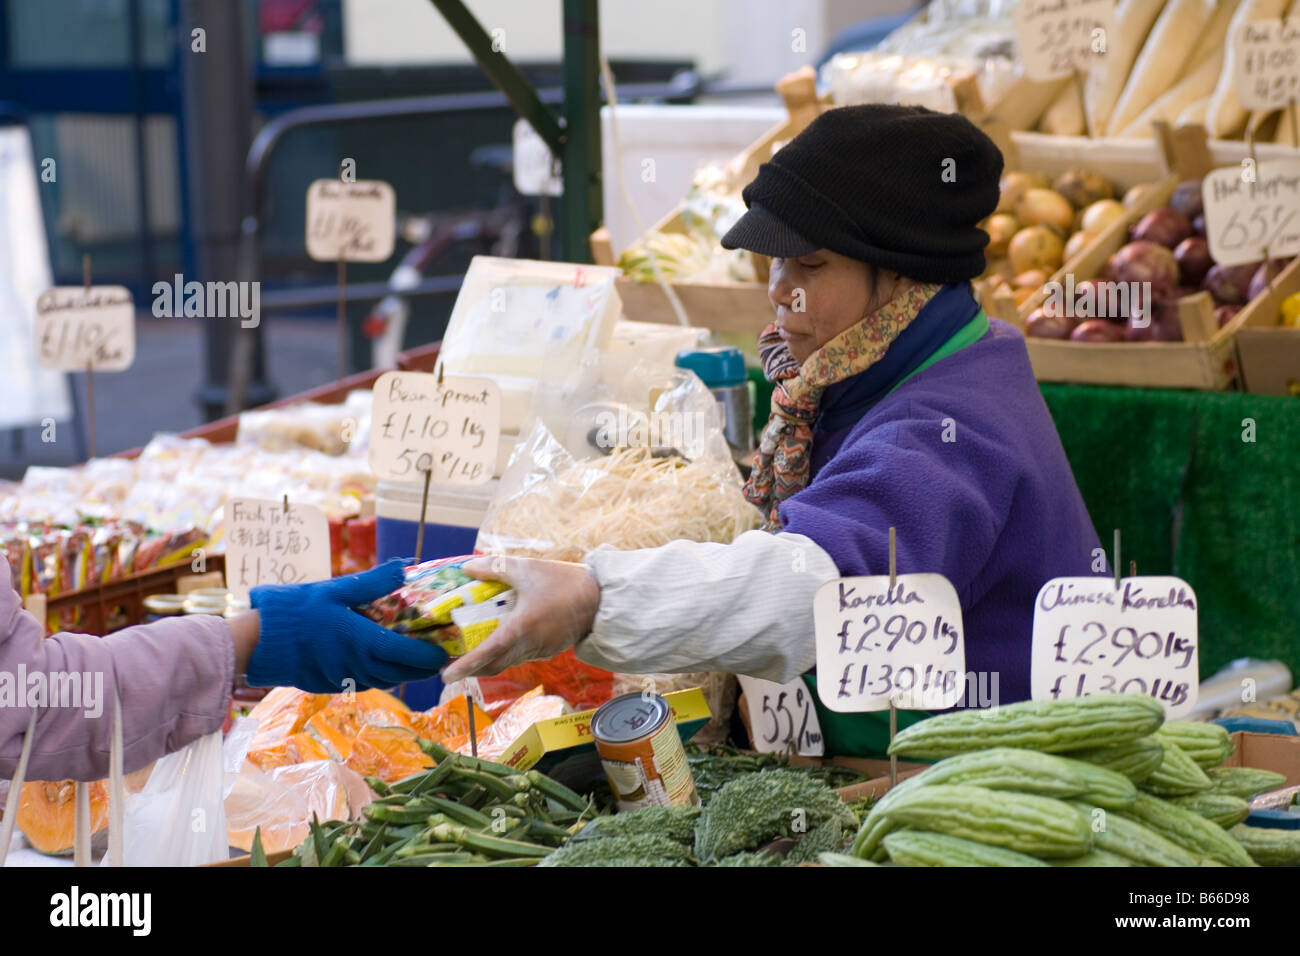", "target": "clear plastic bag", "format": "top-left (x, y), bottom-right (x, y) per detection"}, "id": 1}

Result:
top-left (117, 731), bottom-right (228, 867)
